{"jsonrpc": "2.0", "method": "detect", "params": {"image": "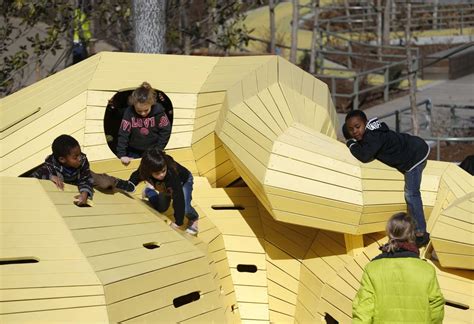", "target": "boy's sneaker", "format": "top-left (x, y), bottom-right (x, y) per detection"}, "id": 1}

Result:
top-left (116, 179), bottom-right (136, 193)
top-left (415, 232), bottom-right (430, 248)
top-left (186, 219), bottom-right (199, 235)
